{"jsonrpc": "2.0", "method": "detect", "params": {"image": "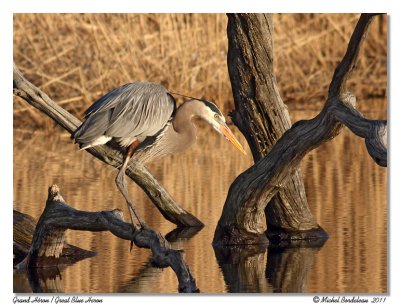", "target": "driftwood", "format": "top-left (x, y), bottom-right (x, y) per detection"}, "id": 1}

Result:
top-left (13, 65), bottom-right (203, 228)
top-left (226, 13), bottom-right (325, 240)
top-left (13, 210), bottom-right (96, 266)
top-left (15, 185), bottom-right (199, 293)
top-left (14, 210), bottom-right (96, 293)
top-left (213, 14), bottom-right (387, 245)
